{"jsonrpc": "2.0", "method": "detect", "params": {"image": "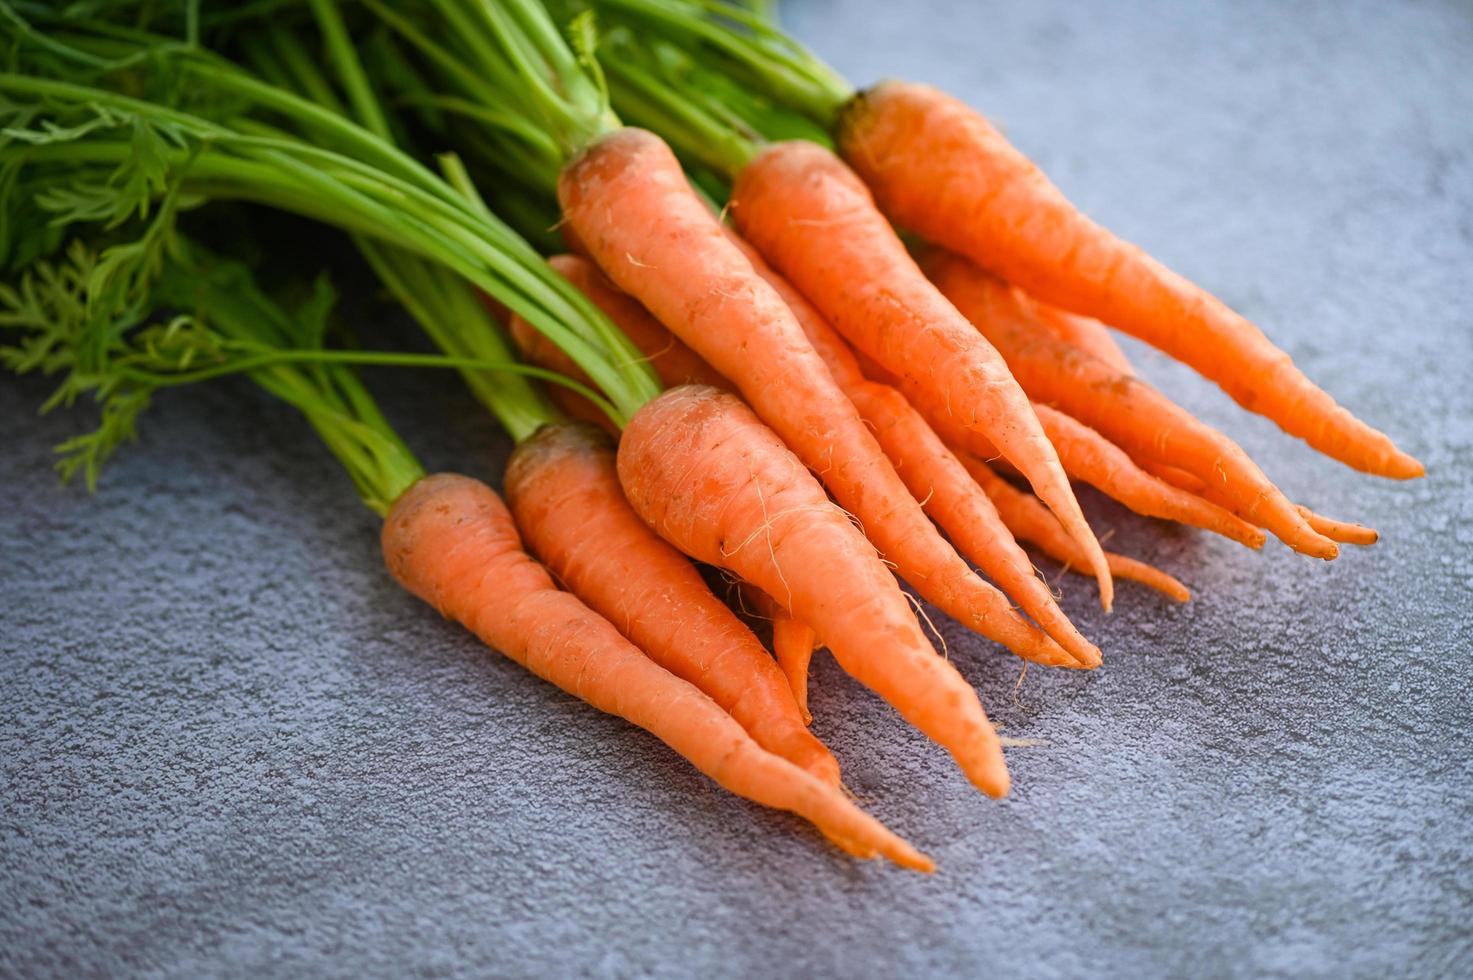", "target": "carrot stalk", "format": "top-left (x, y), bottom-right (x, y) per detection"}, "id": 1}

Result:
top-left (961, 457), bottom-right (1192, 604)
top-left (383, 473), bottom-right (931, 870)
top-left (922, 248), bottom-right (1339, 560)
top-left (505, 424), bottom-right (840, 783)
top-left (619, 386), bottom-right (1011, 798)
top-left (839, 81), bottom-right (1422, 480)
top-left (729, 139), bottom-right (1115, 610)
